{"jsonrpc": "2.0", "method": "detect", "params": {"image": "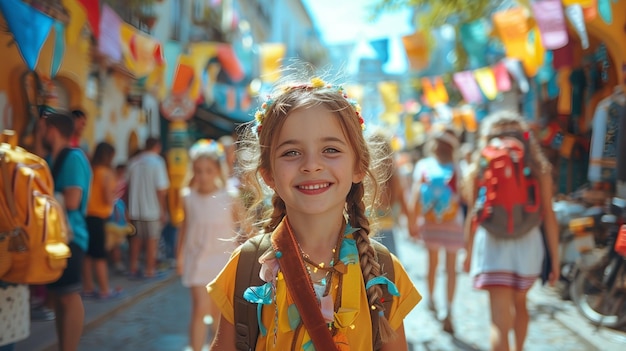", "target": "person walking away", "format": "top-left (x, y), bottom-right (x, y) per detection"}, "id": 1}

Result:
top-left (463, 110), bottom-right (560, 351)
top-left (176, 139), bottom-right (244, 351)
top-left (207, 74), bottom-right (421, 351)
top-left (408, 127), bottom-right (464, 334)
top-left (70, 109), bottom-right (88, 153)
top-left (126, 137), bottom-right (170, 279)
top-left (82, 142), bottom-right (120, 299)
top-left (42, 112), bottom-right (92, 351)
top-left (368, 130), bottom-right (410, 255)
